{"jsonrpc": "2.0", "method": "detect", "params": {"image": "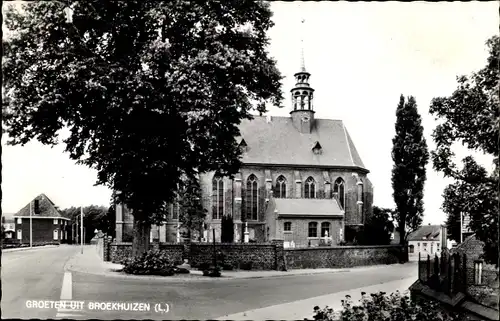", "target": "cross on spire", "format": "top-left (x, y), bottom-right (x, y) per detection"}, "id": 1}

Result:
top-left (300, 18), bottom-right (306, 72)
